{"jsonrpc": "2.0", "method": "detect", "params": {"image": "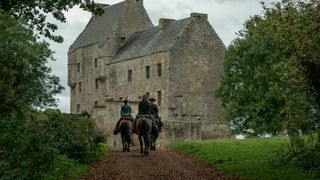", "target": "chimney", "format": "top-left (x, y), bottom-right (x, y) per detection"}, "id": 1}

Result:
top-left (125, 0), bottom-right (143, 5)
top-left (159, 18), bottom-right (176, 31)
top-left (92, 3), bottom-right (109, 17)
top-left (190, 13), bottom-right (208, 22)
